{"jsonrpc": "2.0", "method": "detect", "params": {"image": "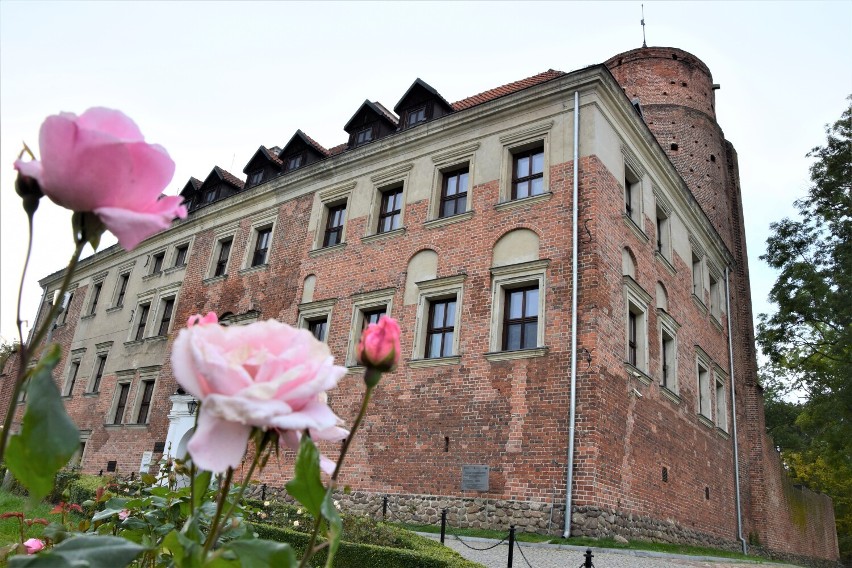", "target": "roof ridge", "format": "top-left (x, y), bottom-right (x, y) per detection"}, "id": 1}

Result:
top-left (451, 69), bottom-right (565, 111)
